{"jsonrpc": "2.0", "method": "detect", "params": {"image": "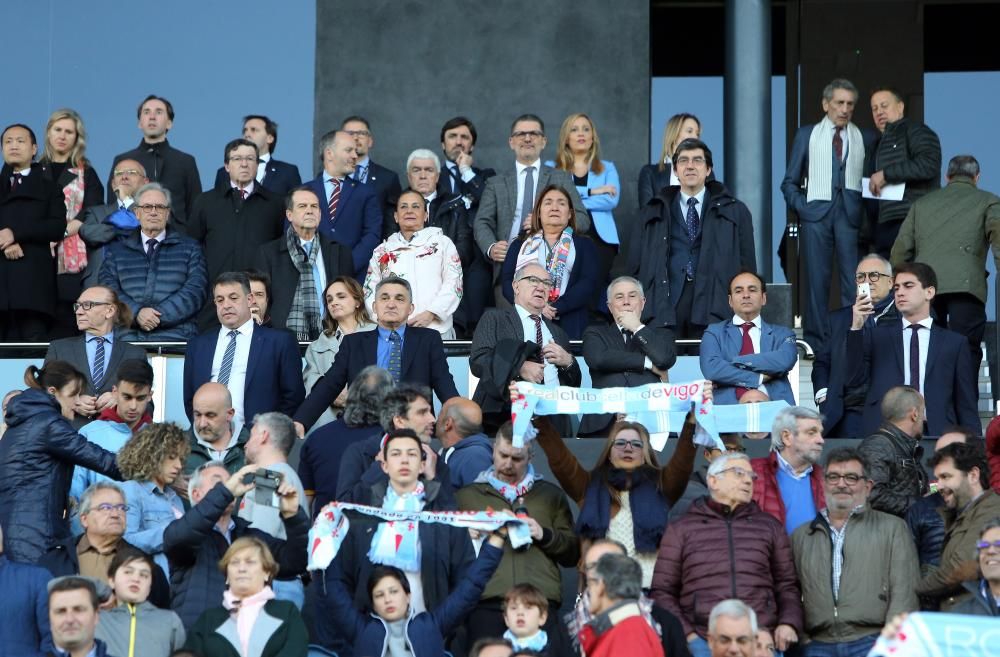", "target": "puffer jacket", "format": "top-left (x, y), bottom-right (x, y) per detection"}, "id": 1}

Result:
top-left (0, 555), bottom-right (53, 655)
top-left (751, 452), bottom-right (826, 528)
top-left (791, 506), bottom-right (919, 643)
top-left (99, 228), bottom-right (207, 340)
top-left (0, 389), bottom-right (121, 564)
top-left (857, 423), bottom-right (928, 517)
top-left (872, 117), bottom-right (941, 225)
top-left (650, 497), bottom-right (803, 638)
